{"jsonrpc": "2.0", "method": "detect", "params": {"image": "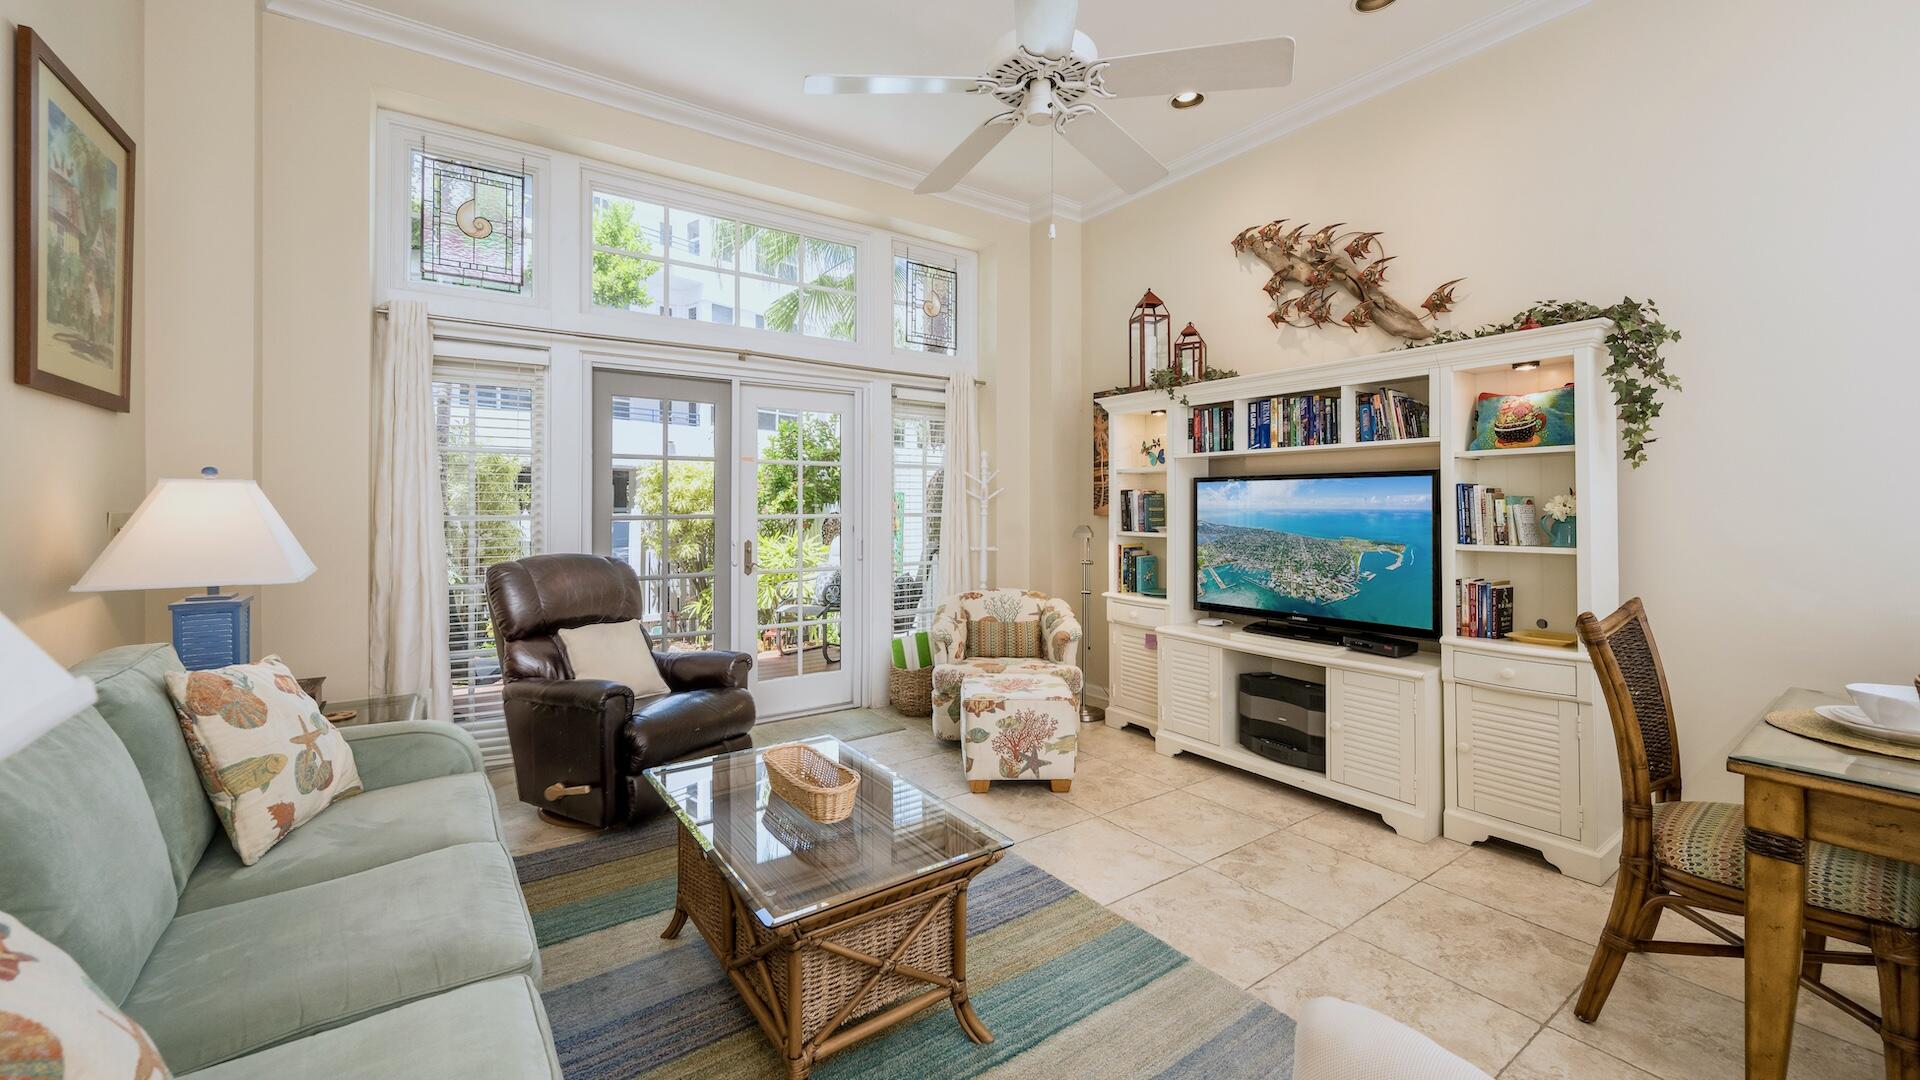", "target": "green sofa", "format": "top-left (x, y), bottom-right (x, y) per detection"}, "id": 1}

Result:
top-left (0, 643), bottom-right (560, 1078)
